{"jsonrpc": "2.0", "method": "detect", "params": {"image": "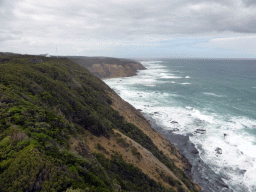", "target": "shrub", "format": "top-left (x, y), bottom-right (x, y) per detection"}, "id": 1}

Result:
top-left (96, 143), bottom-right (108, 154)
top-left (130, 146), bottom-right (142, 160)
top-left (116, 137), bottom-right (130, 148)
